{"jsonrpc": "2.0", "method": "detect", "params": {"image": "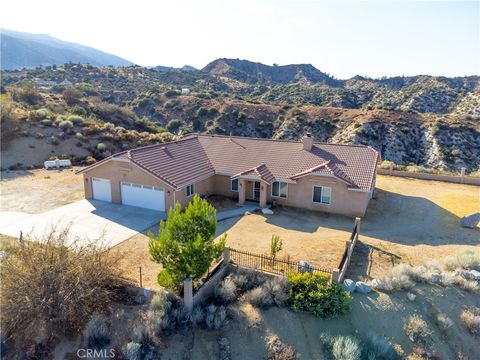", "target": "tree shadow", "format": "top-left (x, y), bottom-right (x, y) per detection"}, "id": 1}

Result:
top-left (0, 168), bottom-right (36, 181)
